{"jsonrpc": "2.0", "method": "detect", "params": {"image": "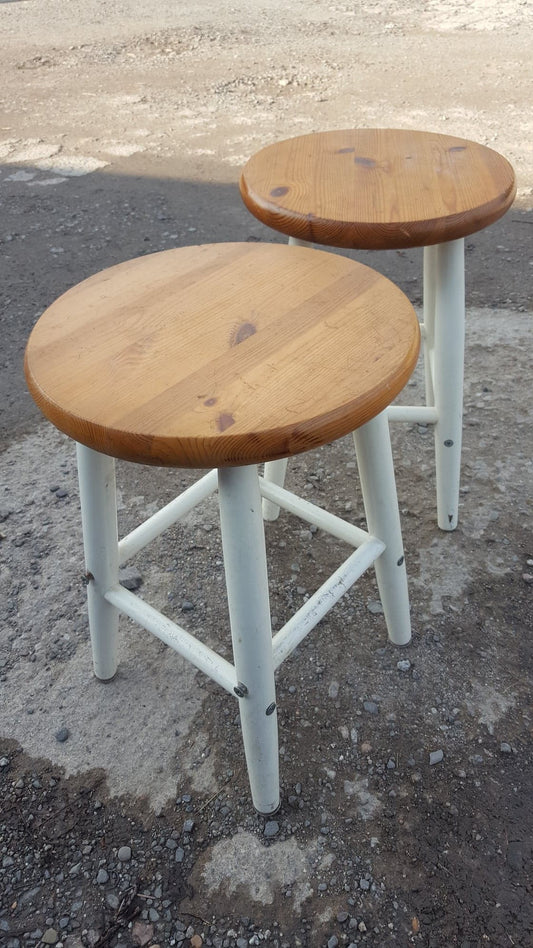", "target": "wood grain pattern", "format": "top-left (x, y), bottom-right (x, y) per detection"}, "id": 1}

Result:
top-left (24, 243), bottom-right (420, 468)
top-left (240, 129), bottom-right (516, 249)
